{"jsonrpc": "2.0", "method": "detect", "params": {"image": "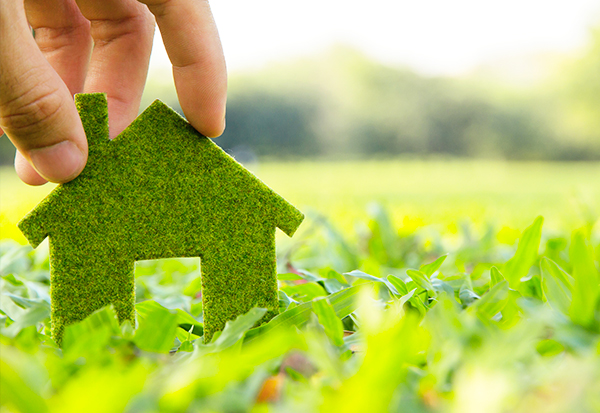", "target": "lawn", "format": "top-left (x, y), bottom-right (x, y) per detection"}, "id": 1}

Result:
top-left (1, 160), bottom-right (599, 412)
